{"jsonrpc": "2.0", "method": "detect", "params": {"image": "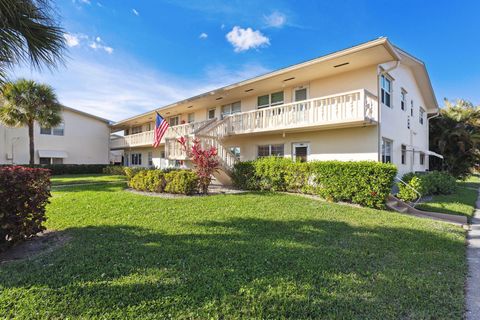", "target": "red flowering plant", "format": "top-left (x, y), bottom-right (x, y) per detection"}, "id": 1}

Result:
top-left (177, 136), bottom-right (220, 194)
